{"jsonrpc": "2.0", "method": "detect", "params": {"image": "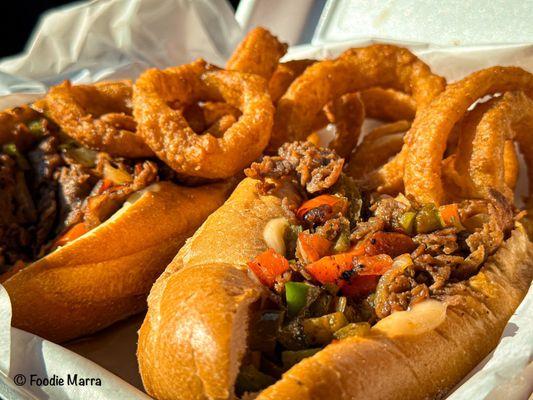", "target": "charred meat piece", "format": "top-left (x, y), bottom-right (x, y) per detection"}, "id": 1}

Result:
top-left (246, 141), bottom-right (344, 194)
